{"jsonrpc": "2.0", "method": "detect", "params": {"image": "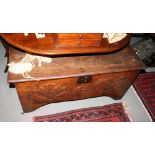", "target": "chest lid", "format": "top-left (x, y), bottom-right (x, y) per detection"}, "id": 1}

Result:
top-left (8, 46), bottom-right (145, 83)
